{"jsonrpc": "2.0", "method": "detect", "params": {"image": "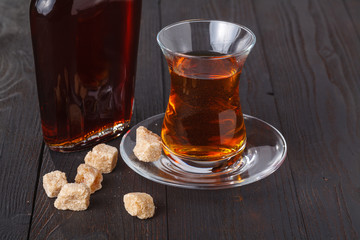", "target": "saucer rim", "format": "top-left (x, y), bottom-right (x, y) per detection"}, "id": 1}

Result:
top-left (120, 113), bottom-right (287, 190)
